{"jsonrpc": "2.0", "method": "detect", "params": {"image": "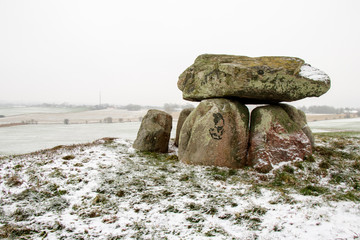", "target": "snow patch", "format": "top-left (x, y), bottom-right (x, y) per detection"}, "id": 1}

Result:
top-left (299, 63), bottom-right (330, 82)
